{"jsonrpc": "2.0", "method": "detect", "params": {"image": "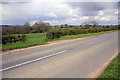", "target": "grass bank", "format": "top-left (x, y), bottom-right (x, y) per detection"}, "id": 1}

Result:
top-left (97, 53), bottom-right (120, 79)
top-left (2, 30), bottom-right (117, 51)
